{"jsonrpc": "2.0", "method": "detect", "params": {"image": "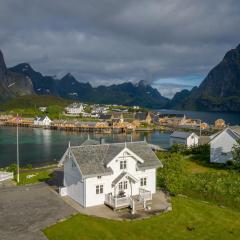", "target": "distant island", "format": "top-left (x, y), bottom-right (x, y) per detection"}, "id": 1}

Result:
top-left (1, 43), bottom-right (240, 112)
